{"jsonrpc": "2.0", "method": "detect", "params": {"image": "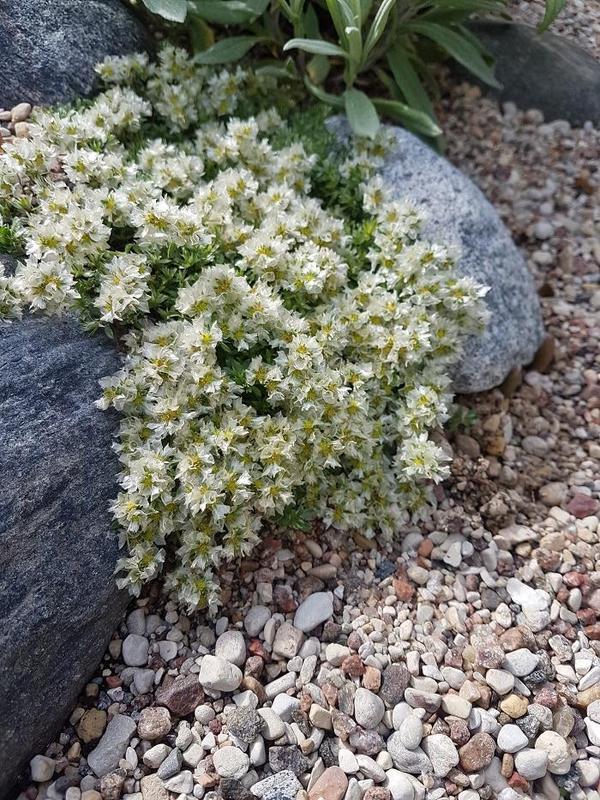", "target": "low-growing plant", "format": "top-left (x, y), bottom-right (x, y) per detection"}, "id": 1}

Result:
top-left (0, 47), bottom-right (488, 610)
top-left (134, 0), bottom-right (566, 138)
